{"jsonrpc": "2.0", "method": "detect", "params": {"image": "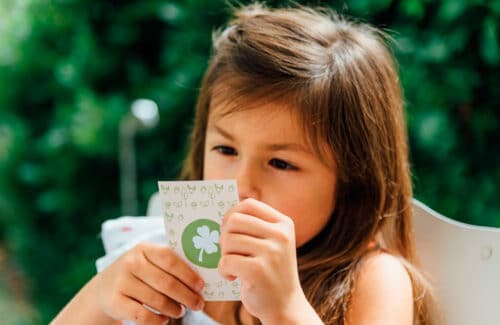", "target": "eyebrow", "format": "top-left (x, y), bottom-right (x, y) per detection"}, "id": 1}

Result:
top-left (209, 124), bottom-right (234, 141)
top-left (208, 124), bottom-right (312, 154)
